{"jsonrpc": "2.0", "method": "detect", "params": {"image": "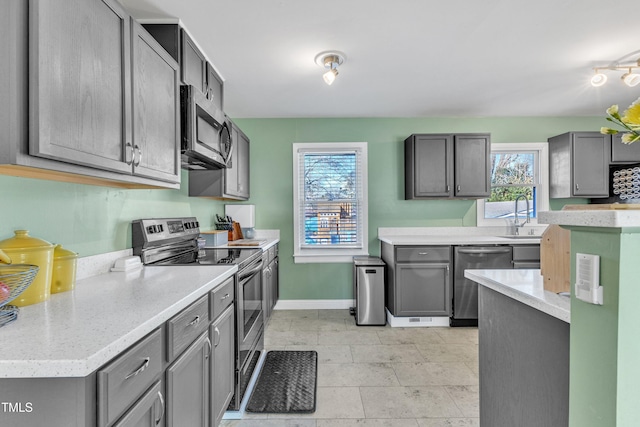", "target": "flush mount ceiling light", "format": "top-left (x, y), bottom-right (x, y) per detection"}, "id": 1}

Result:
top-left (591, 59), bottom-right (640, 87)
top-left (314, 51), bottom-right (346, 85)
